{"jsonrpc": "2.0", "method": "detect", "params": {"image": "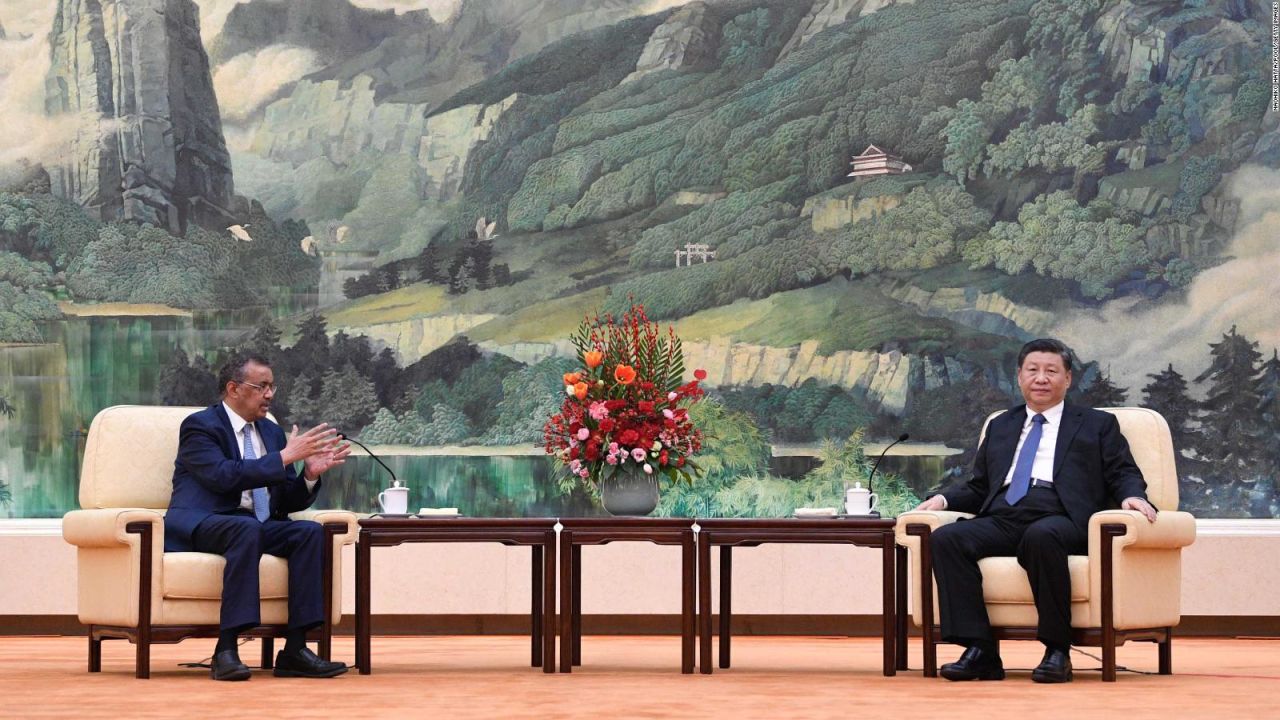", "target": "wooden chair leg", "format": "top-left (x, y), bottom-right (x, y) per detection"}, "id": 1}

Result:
top-left (128, 522), bottom-right (154, 679)
top-left (1102, 641), bottom-right (1117, 682)
top-left (88, 630), bottom-right (101, 672)
top-left (262, 637), bottom-right (275, 669)
top-left (1159, 631), bottom-right (1172, 675)
top-left (135, 631), bottom-right (150, 679)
